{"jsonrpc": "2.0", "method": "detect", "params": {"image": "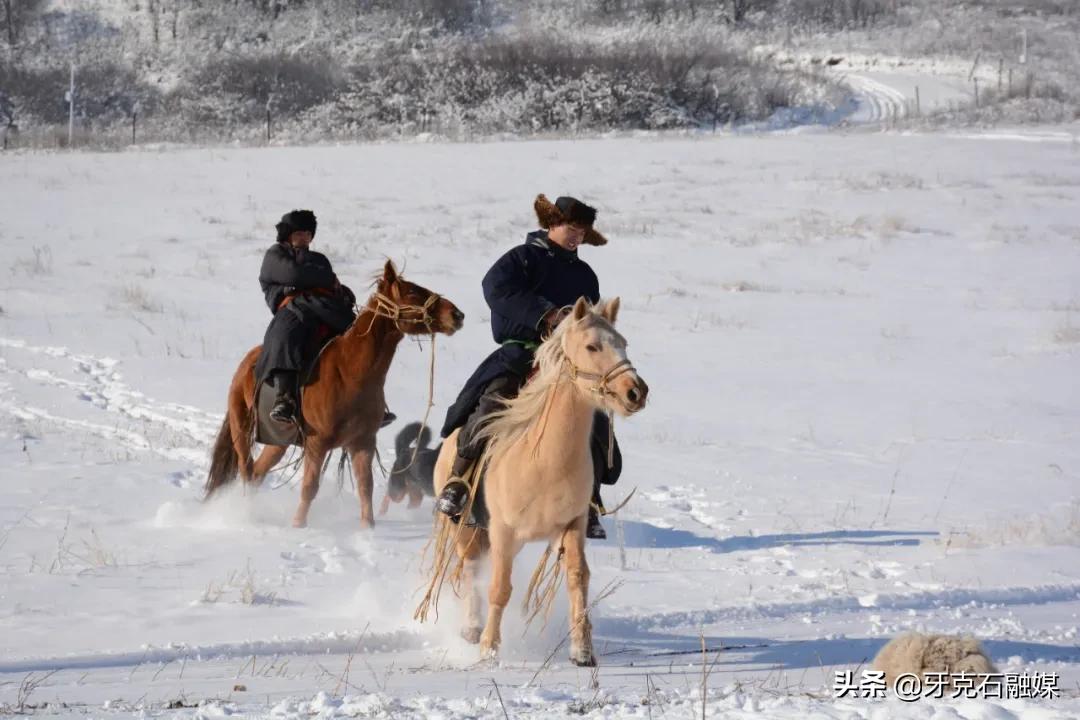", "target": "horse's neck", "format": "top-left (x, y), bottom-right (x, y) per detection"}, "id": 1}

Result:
top-left (527, 377), bottom-right (595, 462)
top-left (338, 308), bottom-right (403, 383)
